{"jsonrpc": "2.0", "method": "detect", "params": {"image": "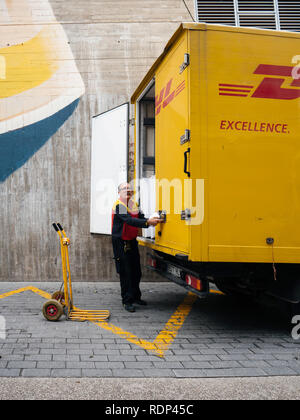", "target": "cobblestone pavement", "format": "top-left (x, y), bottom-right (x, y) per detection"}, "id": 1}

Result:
top-left (0, 281), bottom-right (300, 378)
